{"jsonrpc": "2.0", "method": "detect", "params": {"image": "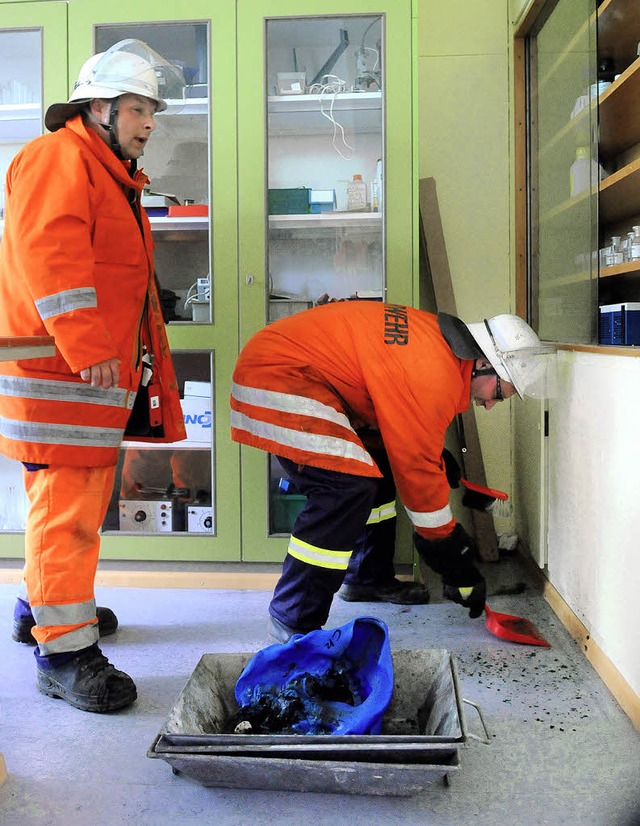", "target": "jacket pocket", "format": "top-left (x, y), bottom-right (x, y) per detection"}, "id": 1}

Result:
top-left (93, 215), bottom-right (146, 266)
